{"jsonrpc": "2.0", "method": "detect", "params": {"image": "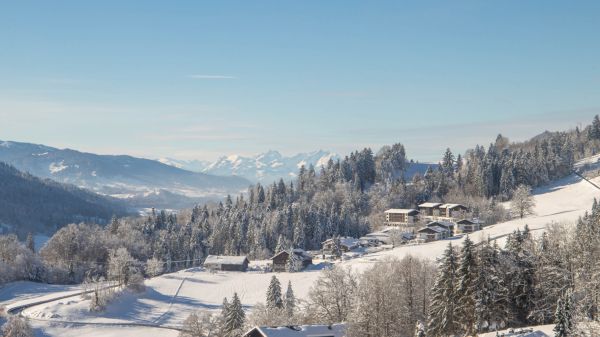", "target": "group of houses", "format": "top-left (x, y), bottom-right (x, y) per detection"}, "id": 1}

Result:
top-left (203, 248), bottom-right (313, 273)
top-left (202, 202), bottom-right (479, 272)
top-left (384, 202), bottom-right (482, 242)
